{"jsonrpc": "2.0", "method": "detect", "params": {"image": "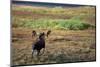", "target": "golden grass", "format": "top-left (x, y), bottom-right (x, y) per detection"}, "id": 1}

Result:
top-left (12, 28), bottom-right (96, 65)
